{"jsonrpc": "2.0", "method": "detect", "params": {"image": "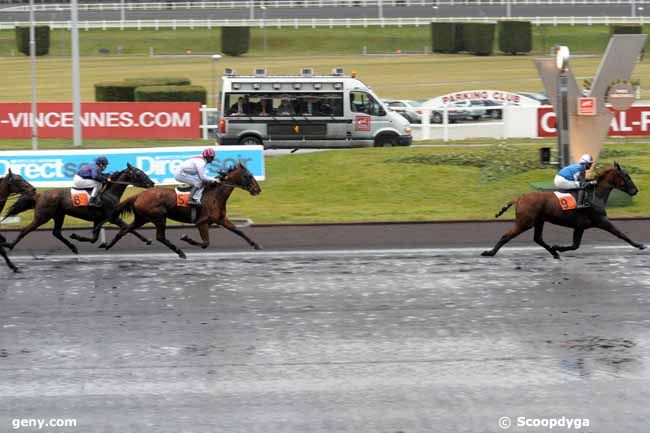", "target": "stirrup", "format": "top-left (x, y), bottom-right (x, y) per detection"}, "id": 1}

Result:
top-left (89, 197), bottom-right (102, 207)
top-left (186, 198), bottom-right (201, 206)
